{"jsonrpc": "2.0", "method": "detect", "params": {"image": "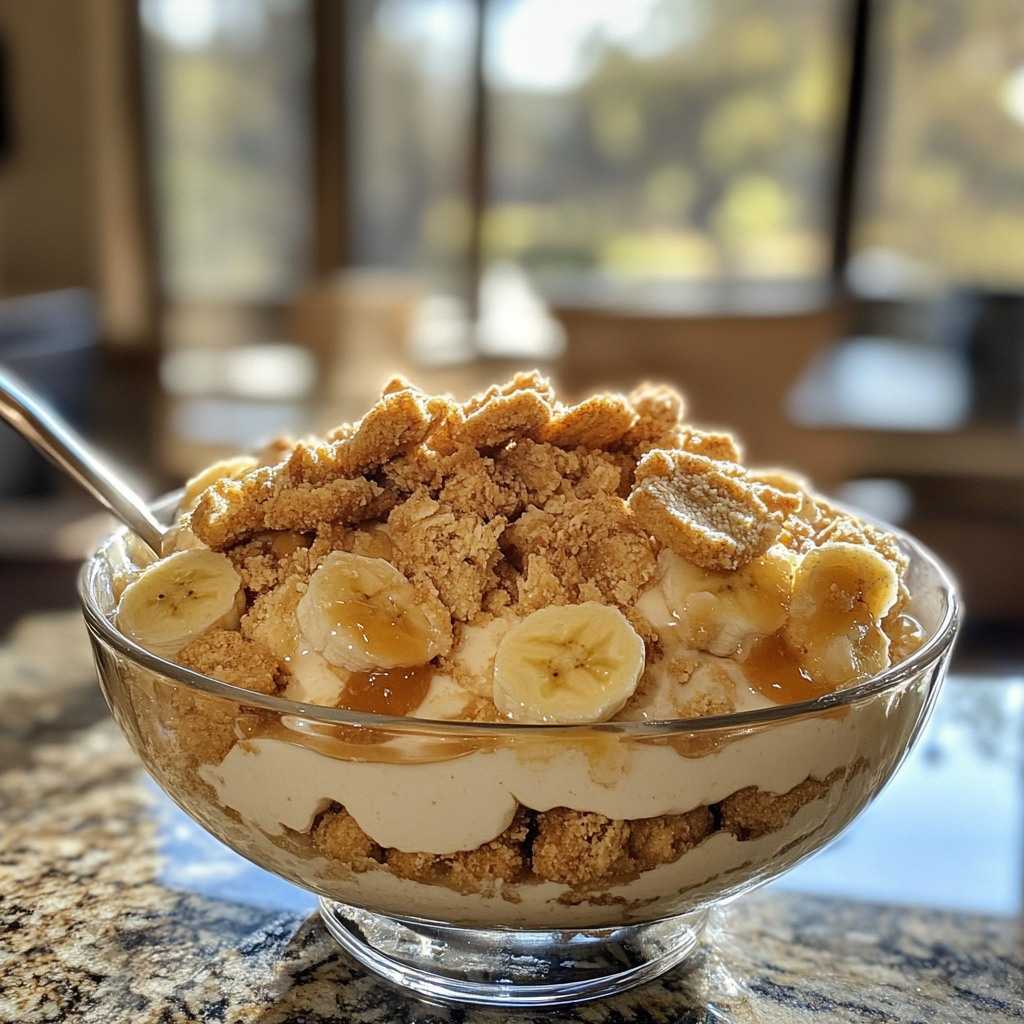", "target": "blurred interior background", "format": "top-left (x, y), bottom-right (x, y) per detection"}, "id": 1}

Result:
top-left (0, 0), bottom-right (1022, 661)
